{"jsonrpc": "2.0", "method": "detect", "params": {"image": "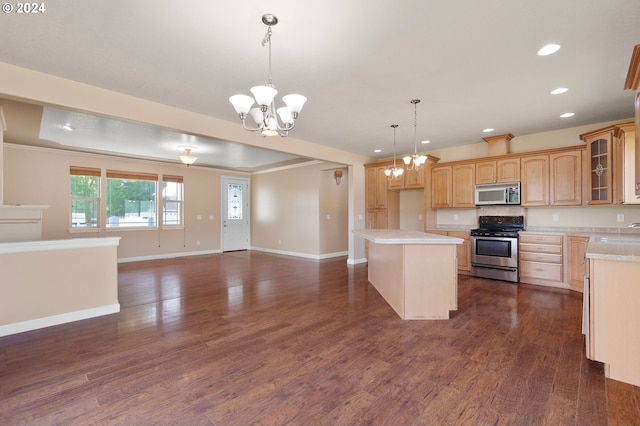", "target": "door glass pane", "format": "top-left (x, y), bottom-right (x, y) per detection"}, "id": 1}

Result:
top-left (227, 183), bottom-right (243, 220)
